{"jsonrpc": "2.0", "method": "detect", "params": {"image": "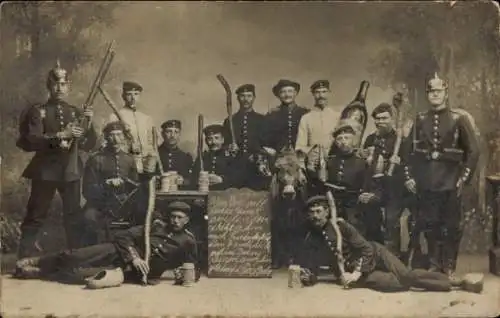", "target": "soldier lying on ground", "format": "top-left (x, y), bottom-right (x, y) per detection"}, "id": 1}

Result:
top-left (295, 195), bottom-right (484, 293)
top-left (14, 201), bottom-right (200, 287)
